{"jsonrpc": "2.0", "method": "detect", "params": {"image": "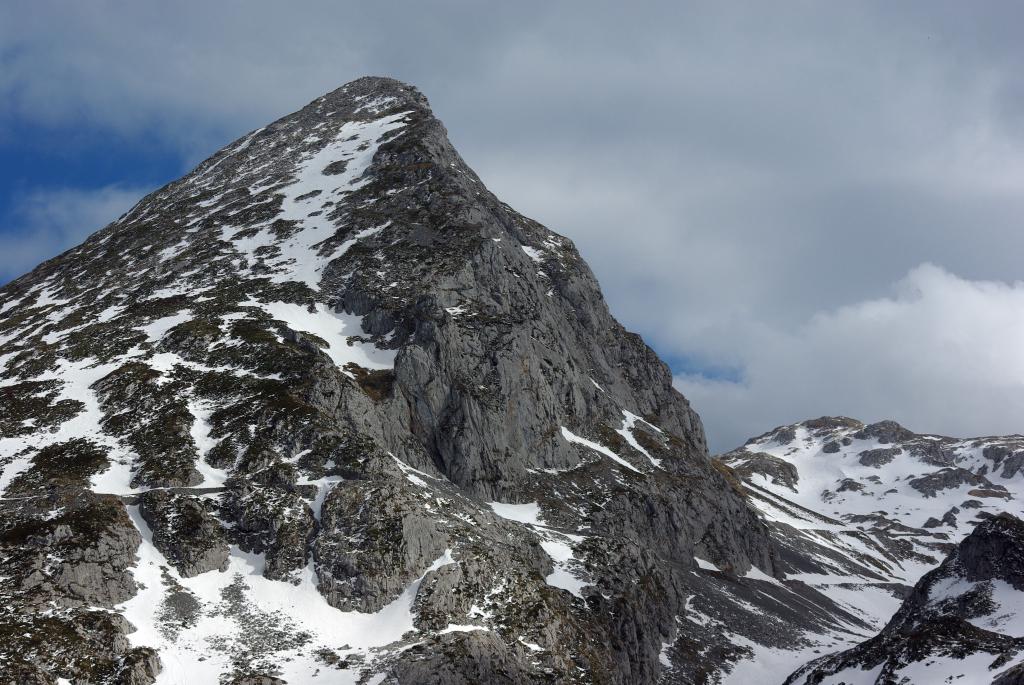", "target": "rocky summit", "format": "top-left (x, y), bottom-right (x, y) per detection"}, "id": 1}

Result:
top-left (0, 77), bottom-right (1020, 684)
